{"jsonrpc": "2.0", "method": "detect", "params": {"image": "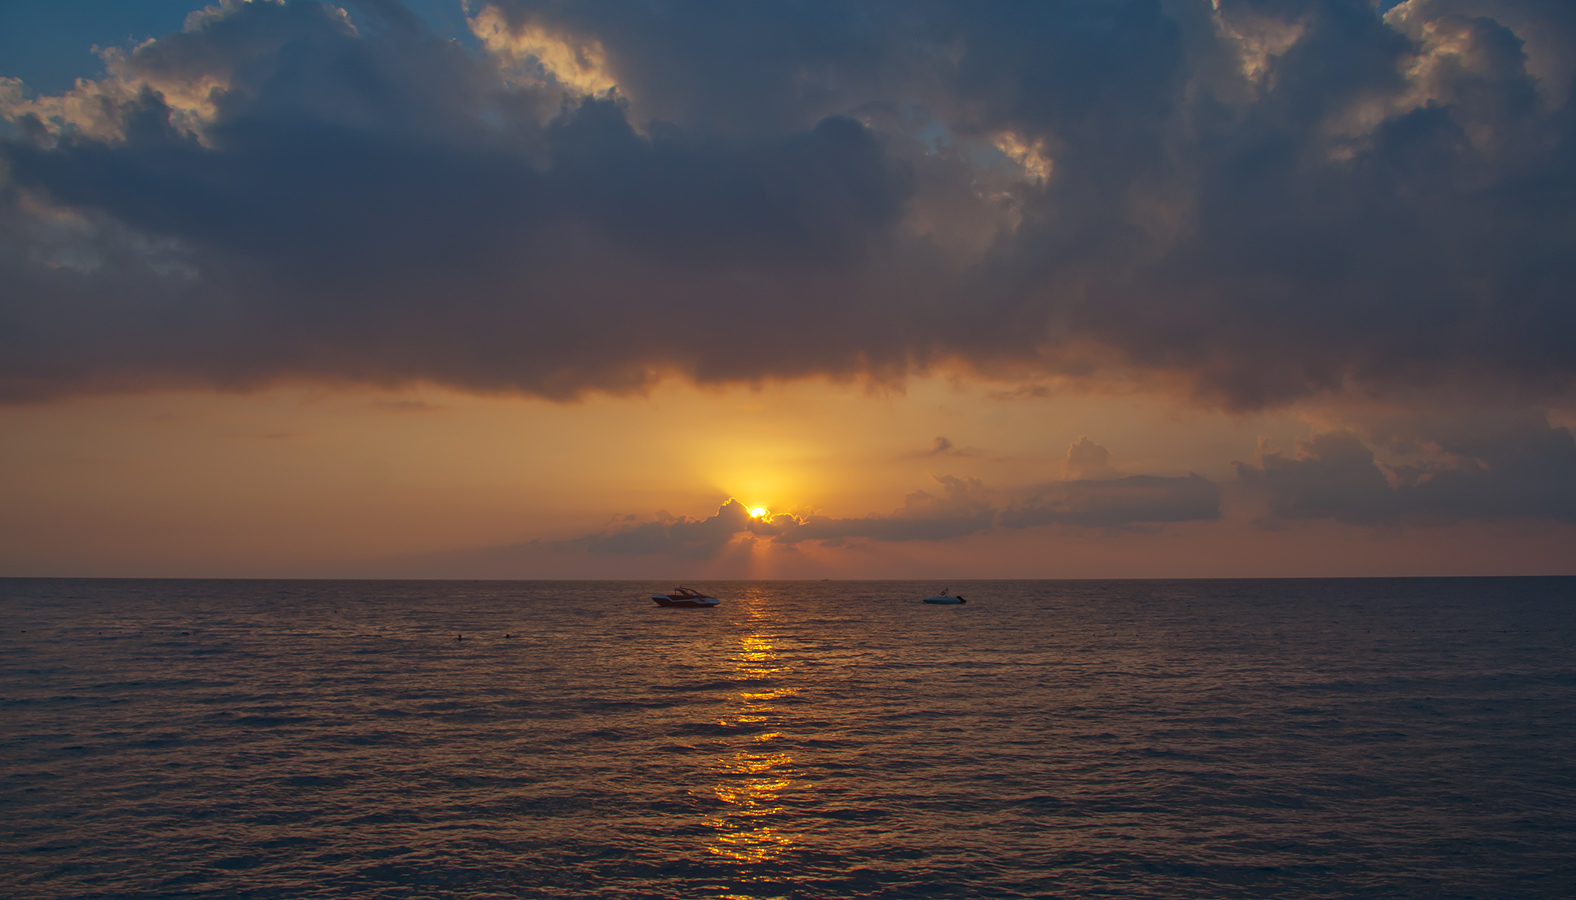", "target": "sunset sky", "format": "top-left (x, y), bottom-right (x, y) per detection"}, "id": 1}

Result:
top-left (2, 0), bottom-right (1574, 578)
